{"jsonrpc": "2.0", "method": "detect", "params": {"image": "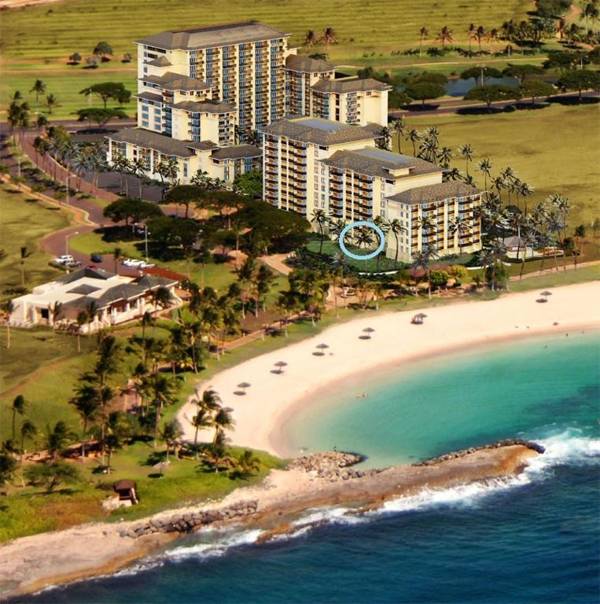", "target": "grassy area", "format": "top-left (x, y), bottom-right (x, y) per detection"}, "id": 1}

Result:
top-left (0, 184), bottom-right (70, 302)
top-left (509, 263), bottom-right (600, 291)
top-left (403, 103), bottom-right (600, 230)
top-left (0, 0), bottom-right (531, 119)
top-left (0, 442), bottom-right (281, 542)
